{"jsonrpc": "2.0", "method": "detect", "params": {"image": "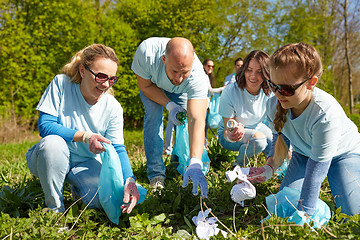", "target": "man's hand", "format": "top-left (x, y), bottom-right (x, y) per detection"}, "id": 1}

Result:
top-left (121, 177), bottom-right (140, 214)
top-left (182, 161), bottom-right (208, 198)
top-left (247, 164), bottom-right (274, 183)
top-left (165, 101), bottom-right (187, 126)
top-left (83, 132), bottom-right (111, 154)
